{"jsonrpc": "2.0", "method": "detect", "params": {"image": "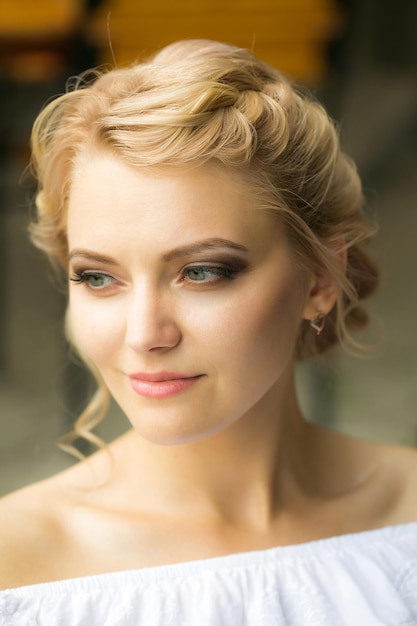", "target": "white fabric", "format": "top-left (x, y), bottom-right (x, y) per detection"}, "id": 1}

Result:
top-left (1, 523), bottom-right (417, 626)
